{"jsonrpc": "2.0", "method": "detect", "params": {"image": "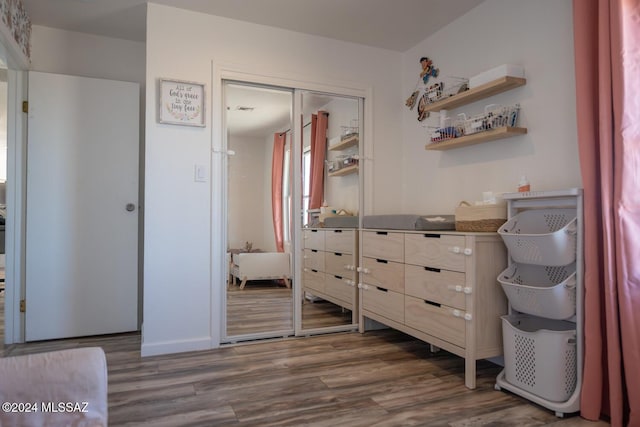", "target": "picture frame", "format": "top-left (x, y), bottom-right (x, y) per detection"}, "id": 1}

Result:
top-left (159, 79), bottom-right (205, 127)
